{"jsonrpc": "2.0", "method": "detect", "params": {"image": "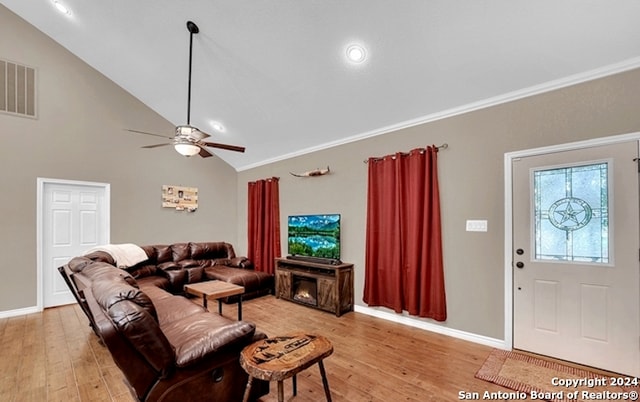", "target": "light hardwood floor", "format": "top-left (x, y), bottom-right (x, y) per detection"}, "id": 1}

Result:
top-left (0, 295), bottom-right (510, 401)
